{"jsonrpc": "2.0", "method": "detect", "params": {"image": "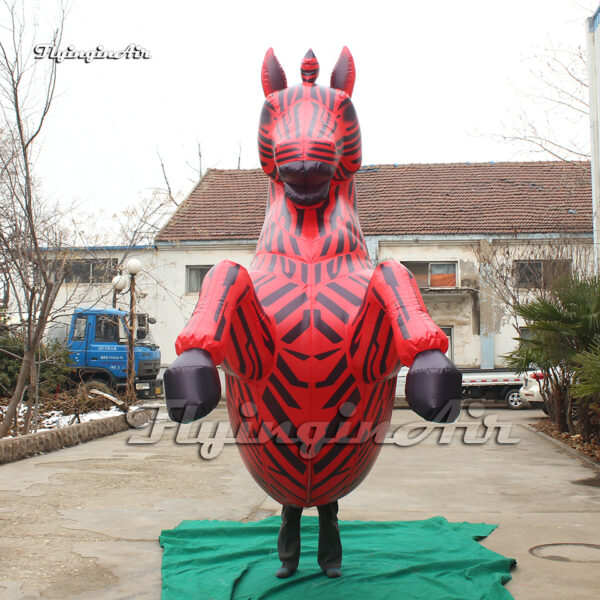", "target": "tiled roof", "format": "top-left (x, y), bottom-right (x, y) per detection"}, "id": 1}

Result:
top-left (155, 161), bottom-right (592, 242)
